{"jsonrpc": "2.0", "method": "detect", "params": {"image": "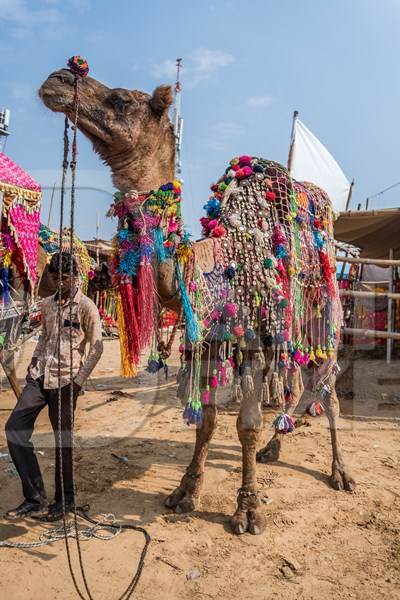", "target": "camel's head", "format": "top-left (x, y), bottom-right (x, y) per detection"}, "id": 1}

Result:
top-left (39, 69), bottom-right (175, 191)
